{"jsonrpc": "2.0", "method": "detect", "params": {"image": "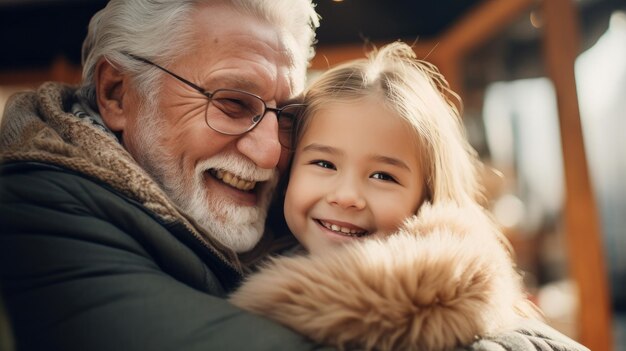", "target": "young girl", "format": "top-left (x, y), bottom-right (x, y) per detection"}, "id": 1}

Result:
top-left (230, 42), bottom-right (556, 351)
